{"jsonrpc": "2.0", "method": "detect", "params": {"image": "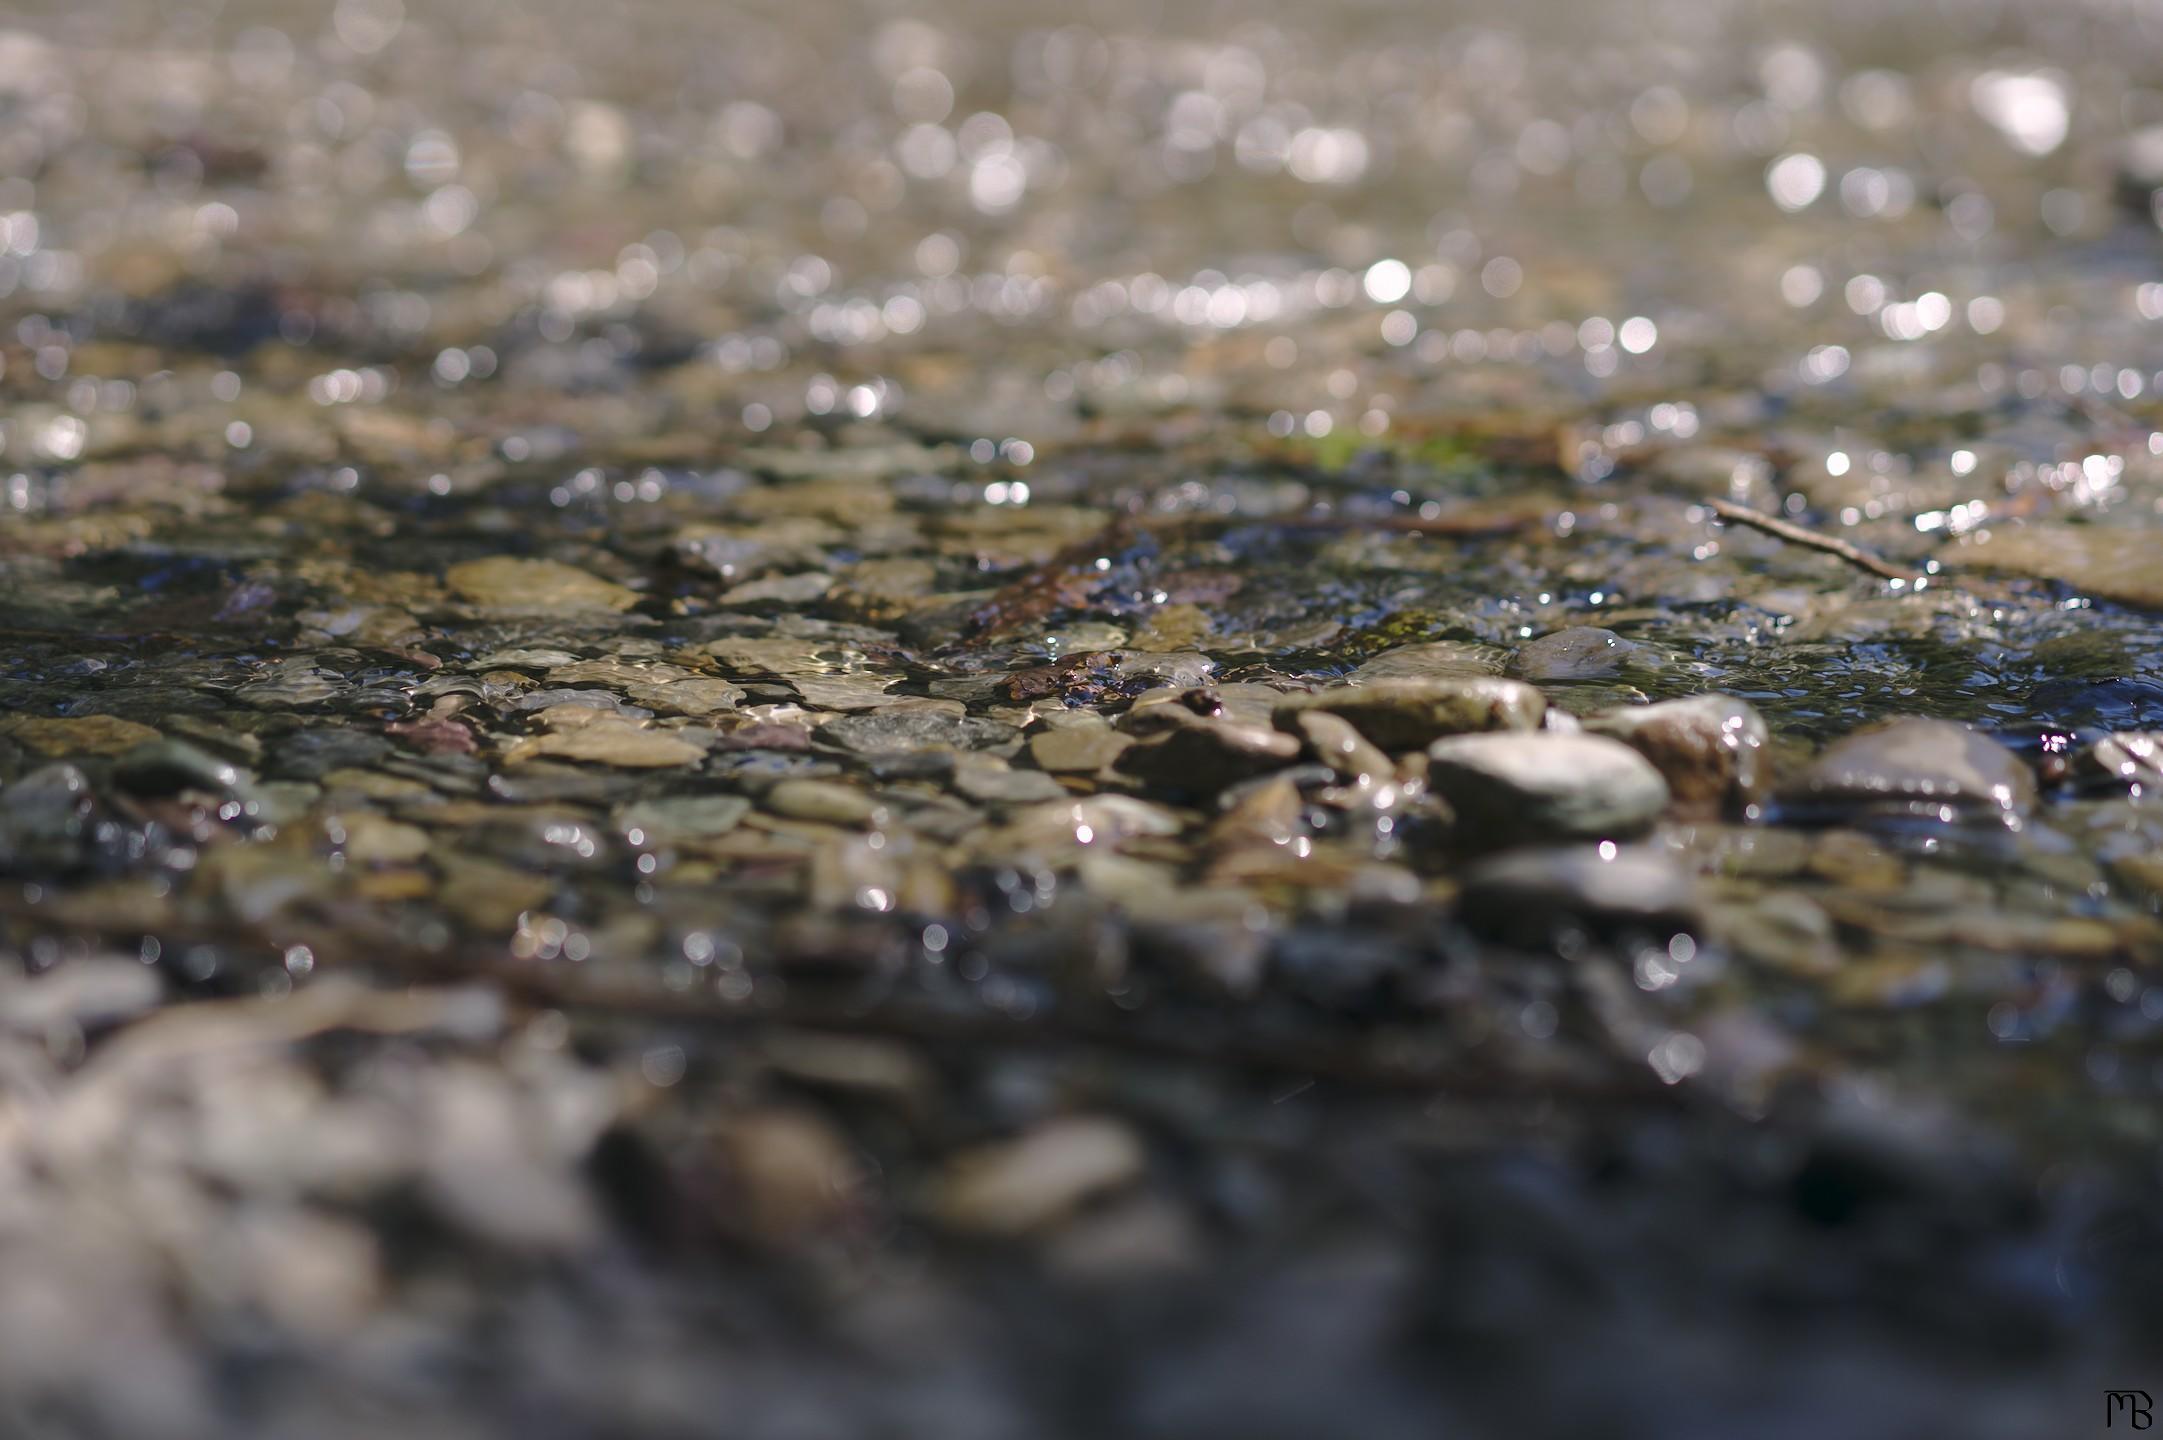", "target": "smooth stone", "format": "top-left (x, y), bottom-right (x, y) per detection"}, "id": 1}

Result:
top-left (1272, 677), bottom-right (1545, 750)
top-left (928, 1117), bottom-right (1145, 1236)
top-left (445, 556), bottom-right (639, 614)
top-left (1458, 846), bottom-right (1700, 938)
top-left (614, 794), bottom-right (753, 842)
top-left (0, 714), bottom-right (161, 758)
top-left (505, 721), bottom-right (705, 768)
top-left (114, 740), bottom-right (250, 797)
top-left (817, 710), bottom-right (1020, 756)
top-left (1113, 710), bottom-right (1302, 793)
top-left (766, 778), bottom-right (886, 826)
top-left (1507, 627), bottom-right (1647, 682)
top-left (1941, 525), bottom-right (2163, 610)
top-left (1347, 641), bottom-right (1504, 682)
top-left (951, 755), bottom-right (1069, 804)
top-left (1424, 733), bottom-right (1670, 844)
top-left (2076, 732), bottom-right (2163, 789)
top-left (1028, 722), bottom-right (1133, 773)
top-left (1584, 694), bottom-right (1769, 818)
top-left (1781, 717), bottom-right (2035, 818)
top-left (1287, 710), bottom-right (1393, 785)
